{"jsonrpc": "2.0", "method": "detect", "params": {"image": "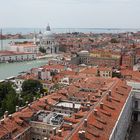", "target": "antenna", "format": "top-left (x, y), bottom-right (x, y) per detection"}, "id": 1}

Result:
top-left (0, 29), bottom-right (3, 50)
